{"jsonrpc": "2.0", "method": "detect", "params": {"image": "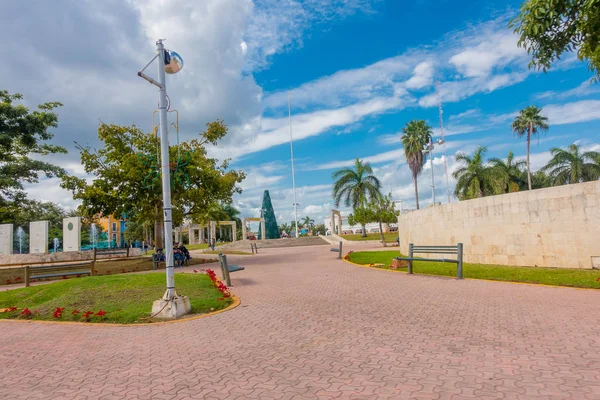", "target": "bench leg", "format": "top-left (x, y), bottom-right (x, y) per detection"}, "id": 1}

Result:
top-left (408, 243), bottom-right (413, 274)
top-left (24, 266), bottom-right (30, 287)
top-left (457, 243), bottom-right (463, 279)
